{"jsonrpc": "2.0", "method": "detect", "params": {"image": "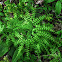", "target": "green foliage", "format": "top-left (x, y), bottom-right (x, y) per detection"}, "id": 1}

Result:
top-left (60, 0), bottom-right (62, 3)
top-left (0, 42), bottom-right (9, 57)
top-left (0, 21), bottom-right (4, 33)
top-left (12, 46), bottom-right (23, 62)
top-left (44, 0), bottom-right (62, 15)
top-left (45, 0), bottom-right (55, 3)
top-left (55, 1), bottom-right (61, 15)
top-left (56, 1), bottom-right (61, 15)
top-left (0, 0), bottom-right (62, 62)
top-left (0, 55), bottom-right (10, 62)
